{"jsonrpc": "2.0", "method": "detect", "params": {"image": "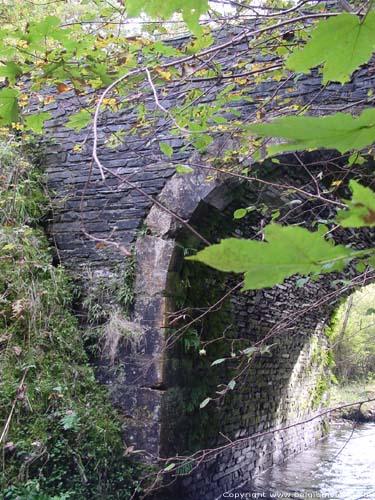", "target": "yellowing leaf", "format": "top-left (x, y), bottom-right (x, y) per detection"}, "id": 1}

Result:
top-left (331, 180), bottom-right (343, 187)
top-left (100, 97), bottom-right (117, 111)
top-left (43, 96), bottom-right (55, 105)
top-left (19, 94), bottom-right (29, 108)
top-left (154, 66), bottom-right (173, 81)
top-left (287, 12), bottom-right (375, 84)
top-left (11, 122), bottom-right (24, 131)
top-left (73, 144), bottom-right (83, 153)
top-left (57, 83), bottom-right (71, 93)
